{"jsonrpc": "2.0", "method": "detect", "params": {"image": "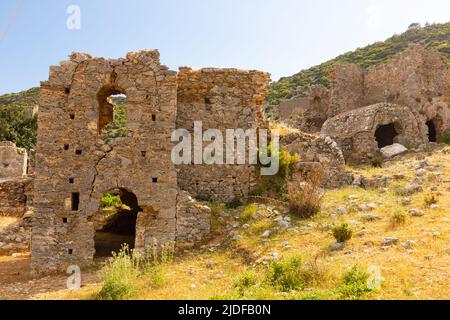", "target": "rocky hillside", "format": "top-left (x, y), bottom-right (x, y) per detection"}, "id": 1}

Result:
top-left (267, 22), bottom-right (450, 112)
